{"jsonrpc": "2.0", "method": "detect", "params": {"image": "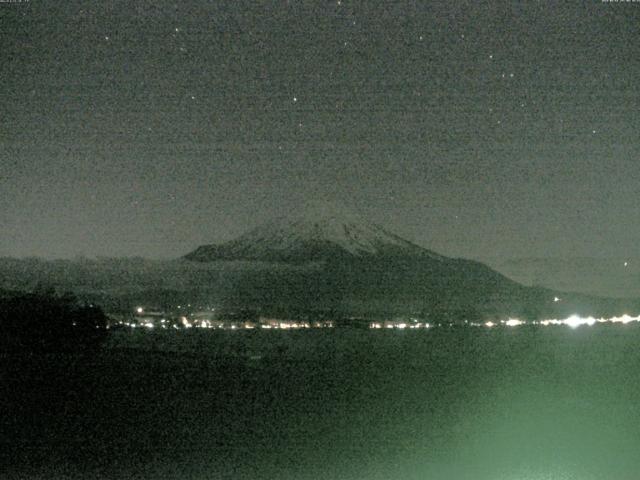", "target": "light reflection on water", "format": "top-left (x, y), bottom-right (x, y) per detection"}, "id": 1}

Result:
top-left (380, 326), bottom-right (640, 480)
